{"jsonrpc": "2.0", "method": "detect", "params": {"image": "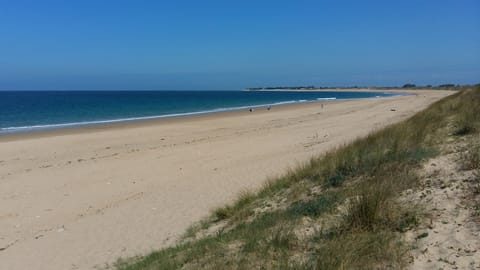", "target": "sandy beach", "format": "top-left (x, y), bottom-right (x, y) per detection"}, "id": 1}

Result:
top-left (0, 90), bottom-right (453, 270)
